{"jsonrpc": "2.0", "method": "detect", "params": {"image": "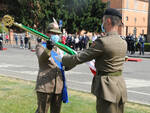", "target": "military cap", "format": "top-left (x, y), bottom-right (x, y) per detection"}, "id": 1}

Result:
top-left (47, 19), bottom-right (62, 34)
top-left (103, 8), bottom-right (122, 19)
